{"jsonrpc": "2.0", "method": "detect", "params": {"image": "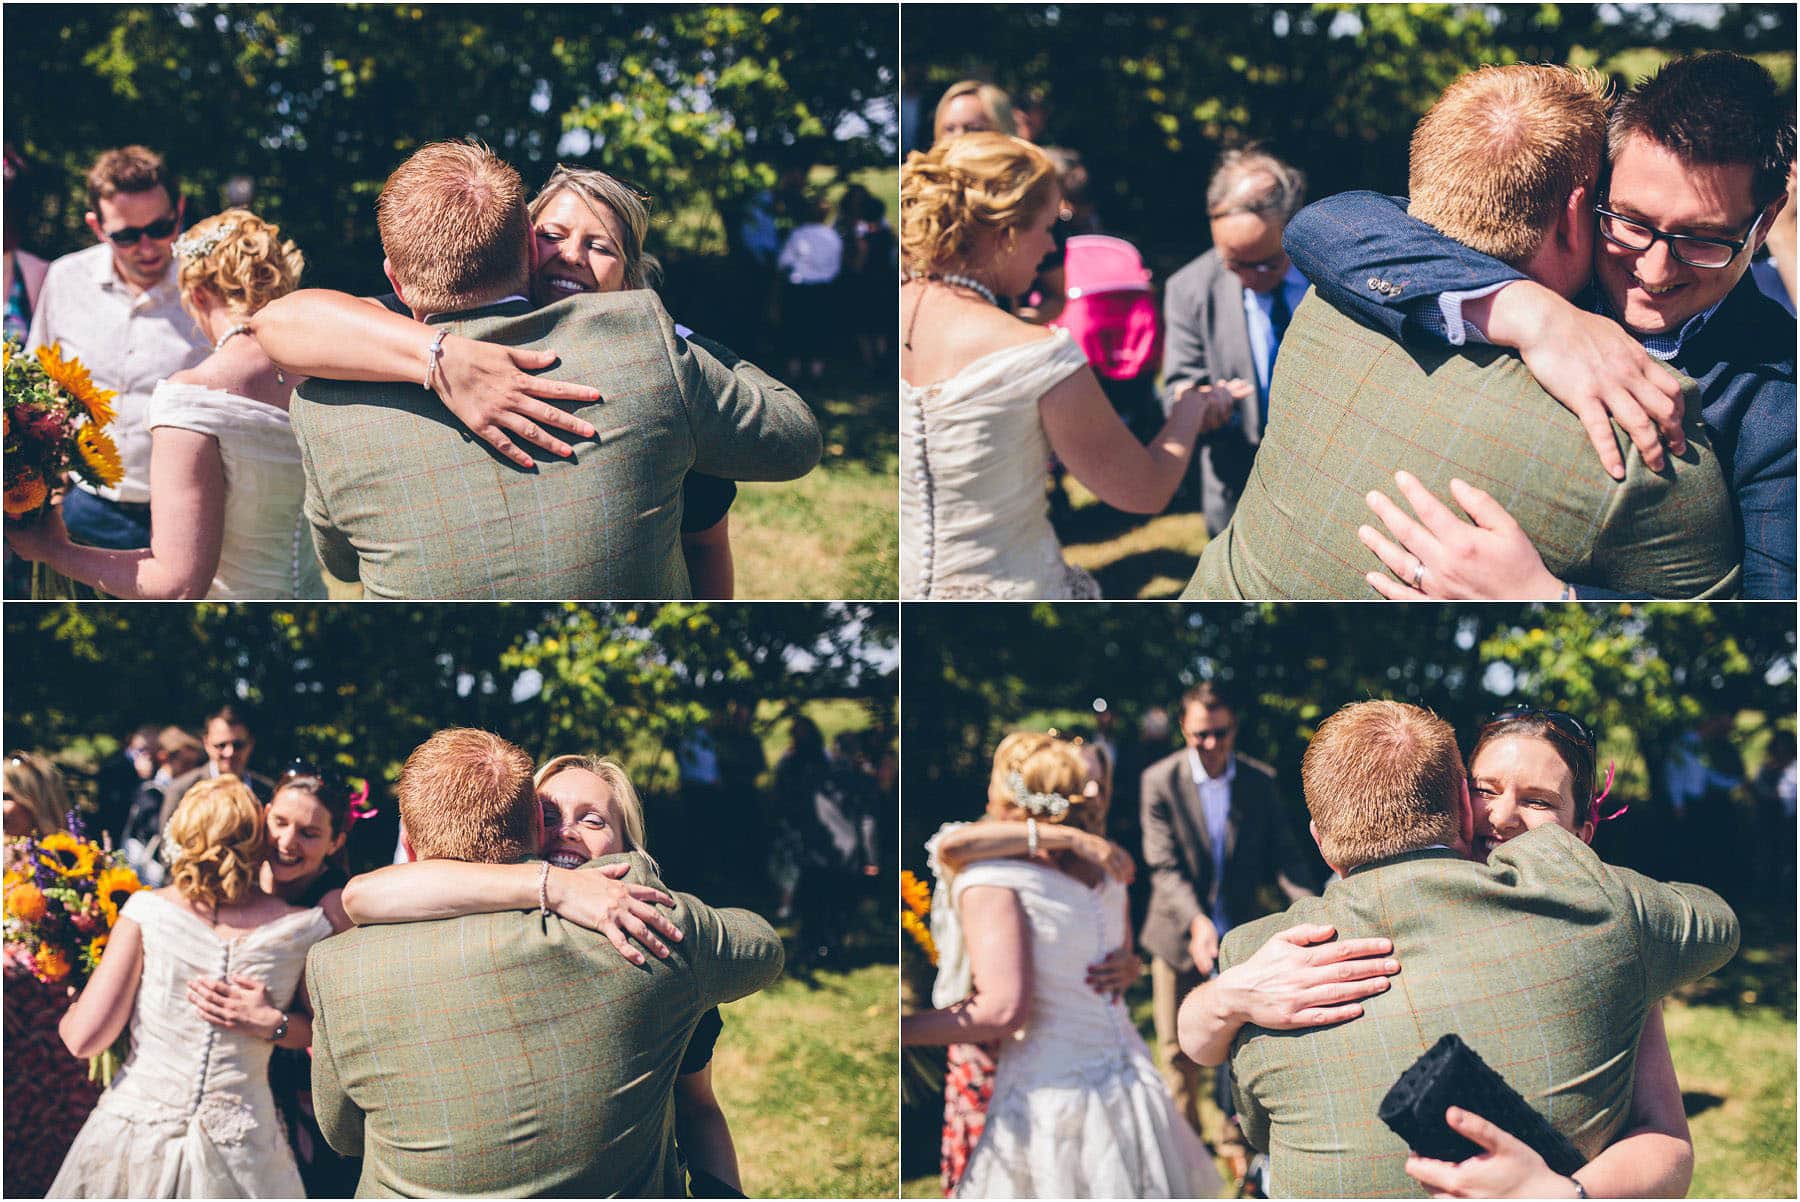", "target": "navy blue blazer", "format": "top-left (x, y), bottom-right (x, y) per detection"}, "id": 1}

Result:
top-left (1284, 191), bottom-right (1796, 599)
